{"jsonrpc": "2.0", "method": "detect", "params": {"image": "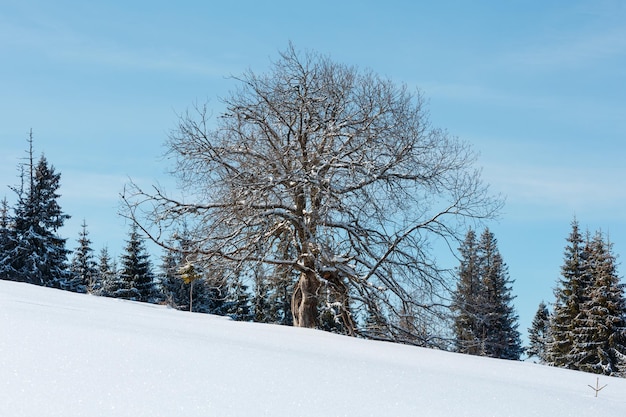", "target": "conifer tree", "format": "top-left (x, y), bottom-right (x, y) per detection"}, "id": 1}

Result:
top-left (453, 228), bottom-right (522, 359)
top-left (250, 231), bottom-right (295, 325)
top-left (266, 237), bottom-right (295, 326)
top-left (547, 219), bottom-right (592, 368)
top-left (571, 232), bottom-right (626, 376)
top-left (477, 228), bottom-right (522, 359)
top-left (96, 247), bottom-right (118, 297)
top-left (223, 275), bottom-right (252, 321)
top-left (0, 197), bottom-right (11, 281)
top-left (5, 135), bottom-right (70, 287)
top-left (67, 220), bottom-right (98, 293)
top-left (452, 229), bottom-right (483, 355)
top-left (252, 265), bottom-right (271, 323)
top-left (118, 224), bottom-right (159, 302)
top-left (527, 301), bottom-right (551, 362)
